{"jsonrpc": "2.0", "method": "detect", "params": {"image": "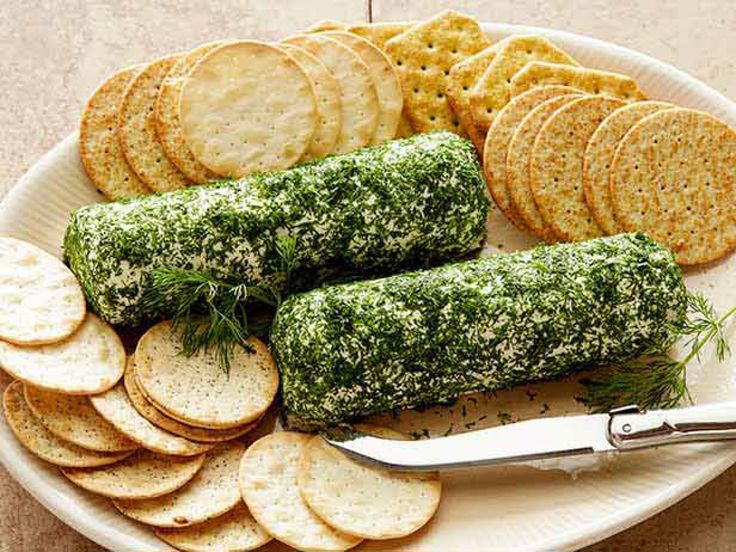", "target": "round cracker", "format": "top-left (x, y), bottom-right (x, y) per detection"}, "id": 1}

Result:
top-left (0, 237), bottom-right (86, 346)
top-left (239, 432), bottom-right (362, 551)
top-left (155, 503), bottom-right (271, 552)
top-left (483, 85), bottom-right (582, 231)
top-left (114, 441), bottom-right (244, 527)
top-left (530, 95), bottom-right (625, 242)
top-left (124, 357), bottom-right (258, 442)
top-left (62, 449), bottom-right (205, 499)
top-left (3, 382), bottom-right (132, 468)
top-left (0, 313), bottom-right (124, 395)
top-left (507, 94), bottom-right (584, 242)
top-left (24, 384), bottom-right (137, 452)
top-left (79, 66), bottom-right (151, 199)
top-left (610, 108), bottom-right (736, 265)
top-left (279, 43), bottom-right (342, 162)
top-left (282, 34), bottom-right (379, 154)
top-left (156, 42), bottom-right (223, 184)
top-left (322, 31), bottom-right (402, 144)
top-left (118, 54), bottom-right (192, 192)
top-left (90, 382), bottom-right (212, 457)
top-left (298, 425), bottom-right (441, 540)
top-left (583, 101), bottom-right (674, 235)
top-left (135, 322), bottom-right (278, 429)
top-left (180, 41), bottom-right (317, 178)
